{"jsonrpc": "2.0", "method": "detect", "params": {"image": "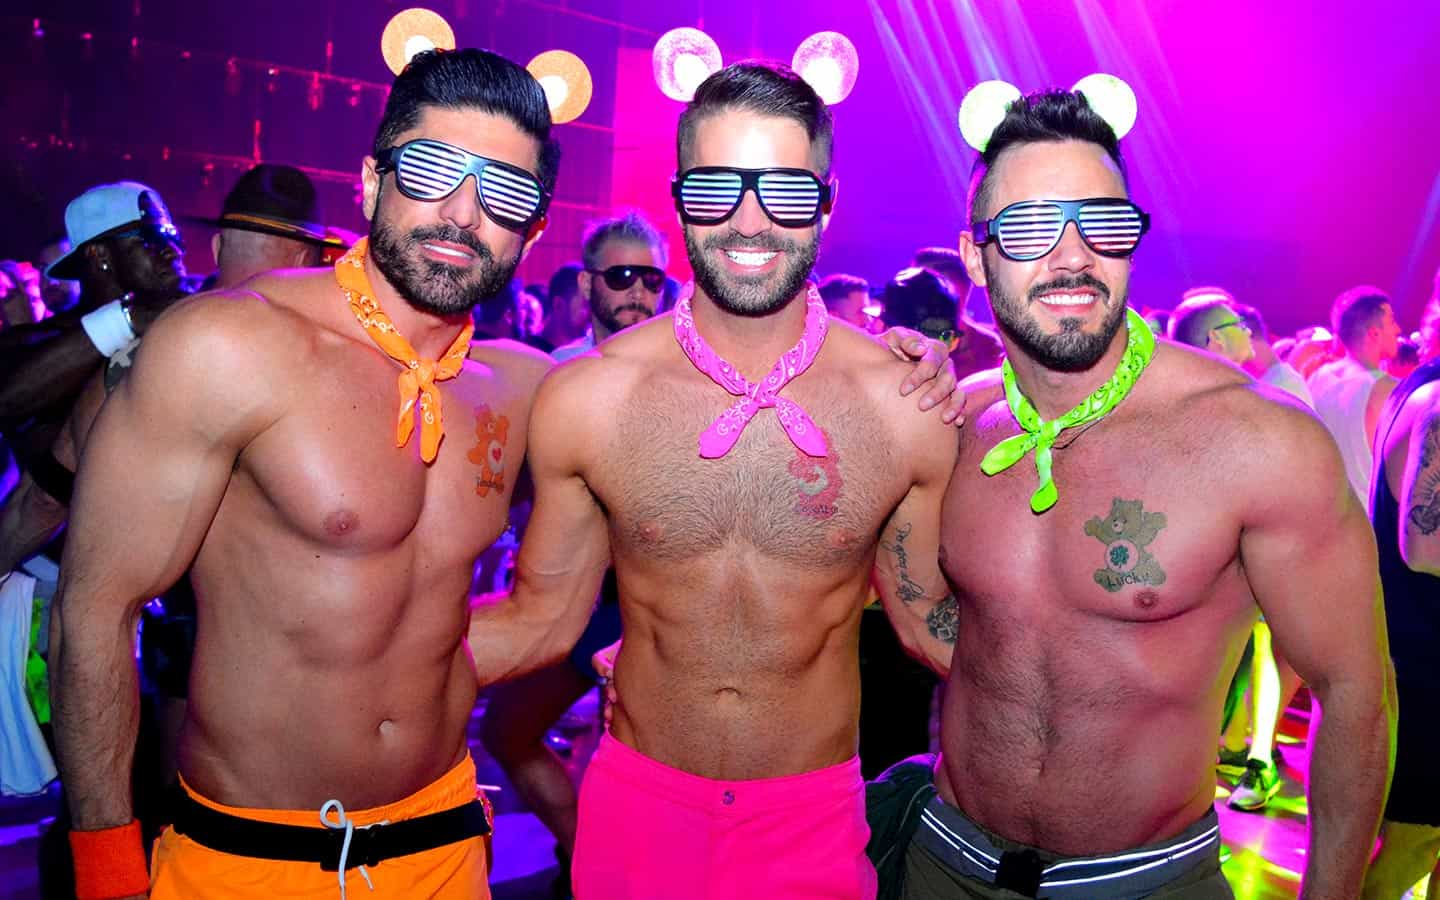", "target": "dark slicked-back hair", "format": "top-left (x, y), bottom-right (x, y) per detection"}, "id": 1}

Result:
top-left (677, 61), bottom-right (833, 175)
top-left (967, 89), bottom-right (1126, 224)
top-left (374, 49), bottom-right (561, 192)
